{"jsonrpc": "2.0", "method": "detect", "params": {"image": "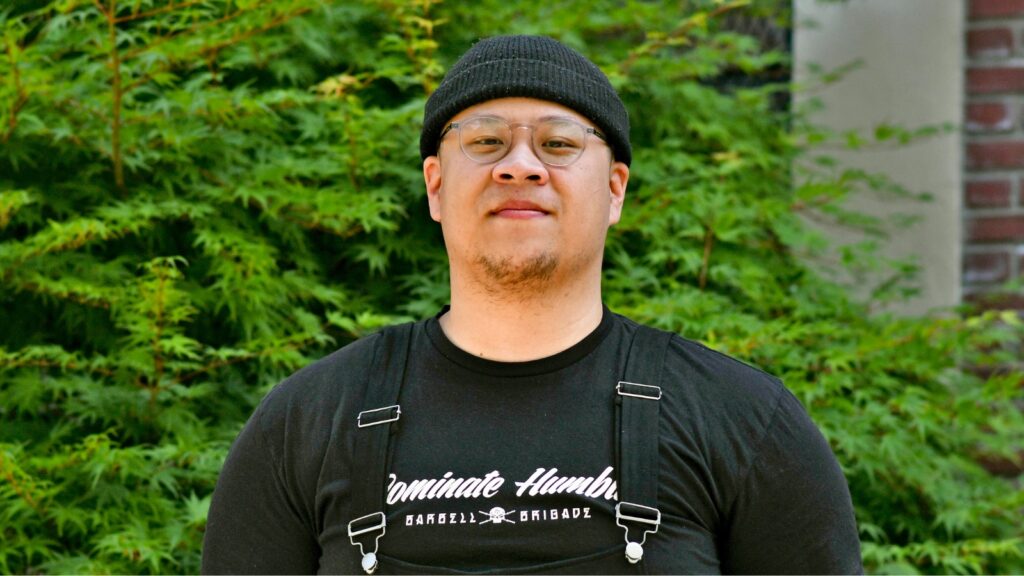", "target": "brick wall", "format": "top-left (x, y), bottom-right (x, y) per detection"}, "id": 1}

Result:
top-left (965, 0), bottom-right (1024, 302)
